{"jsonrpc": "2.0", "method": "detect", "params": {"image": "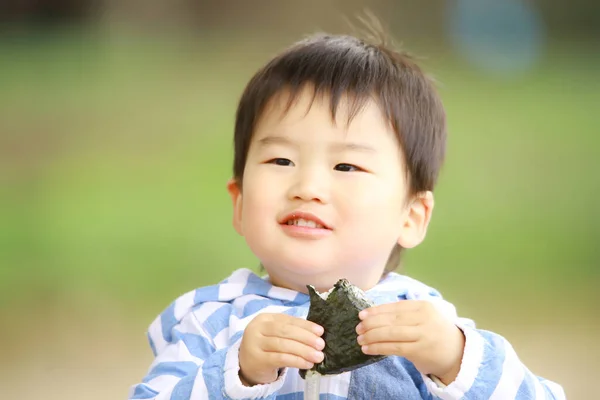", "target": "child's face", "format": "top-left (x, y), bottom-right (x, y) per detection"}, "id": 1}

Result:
top-left (228, 89), bottom-right (433, 293)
